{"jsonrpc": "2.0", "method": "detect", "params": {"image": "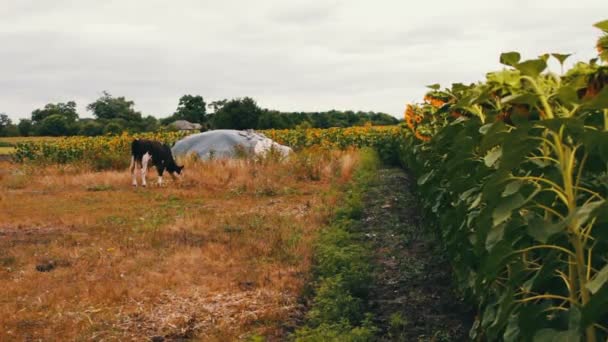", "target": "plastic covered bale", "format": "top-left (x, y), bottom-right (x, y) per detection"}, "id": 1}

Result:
top-left (171, 129), bottom-right (292, 160)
